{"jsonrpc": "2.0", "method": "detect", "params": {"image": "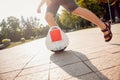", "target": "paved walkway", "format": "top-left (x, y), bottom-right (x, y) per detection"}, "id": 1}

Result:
top-left (0, 23), bottom-right (120, 80)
